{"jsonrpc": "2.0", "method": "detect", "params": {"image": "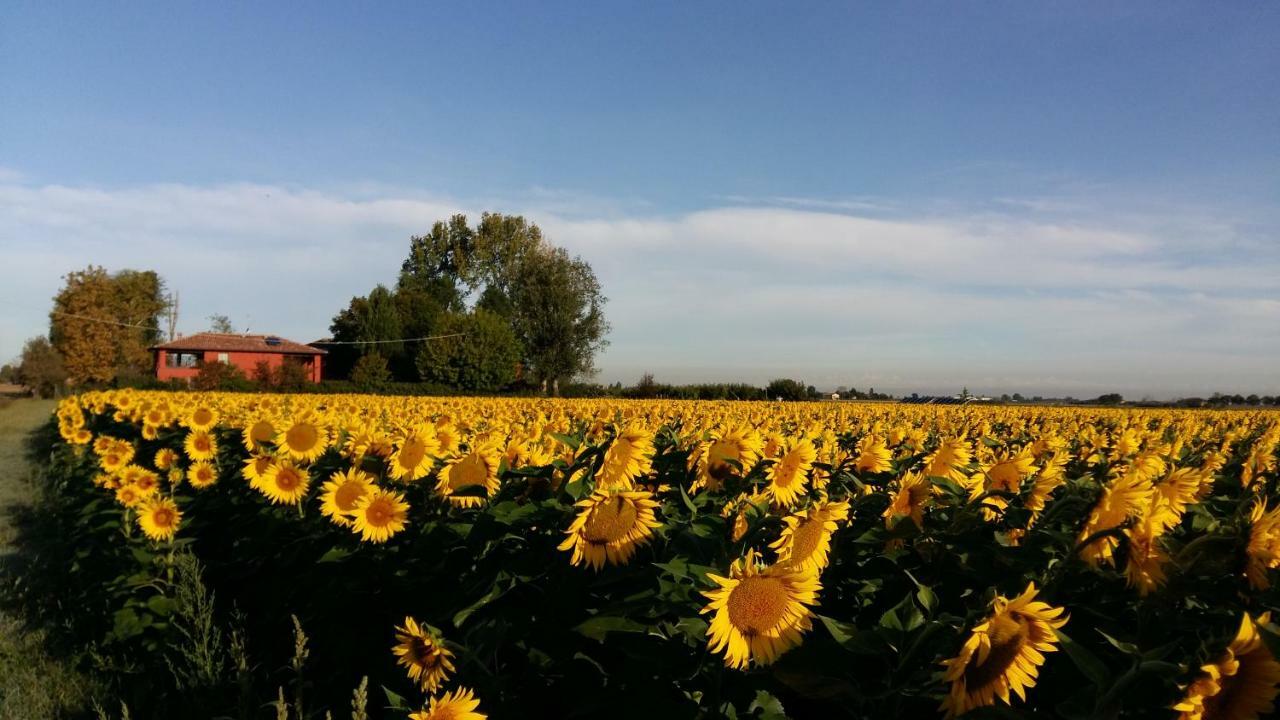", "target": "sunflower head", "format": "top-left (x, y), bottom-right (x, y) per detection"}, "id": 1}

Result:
top-left (701, 549), bottom-right (821, 669)
top-left (558, 489), bottom-right (661, 570)
top-left (1173, 612), bottom-right (1280, 720)
top-left (137, 497), bottom-right (182, 542)
top-left (392, 617), bottom-right (456, 693)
